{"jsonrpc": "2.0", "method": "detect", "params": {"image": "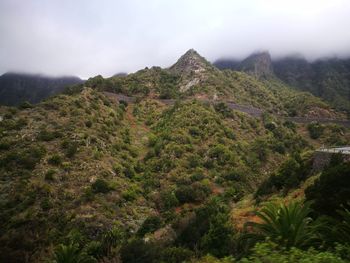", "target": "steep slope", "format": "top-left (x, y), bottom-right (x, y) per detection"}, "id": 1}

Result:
top-left (0, 88), bottom-right (154, 261)
top-left (214, 51), bottom-right (274, 79)
top-left (238, 51), bottom-right (274, 79)
top-left (0, 72), bottom-right (83, 106)
top-left (214, 53), bottom-right (350, 112)
top-left (0, 86), bottom-right (320, 262)
top-left (82, 50), bottom-right (340, 118)
top-left (274, 57), bottom-right (350, 112)
top-left (1, 50), bottom-right (349, 262)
